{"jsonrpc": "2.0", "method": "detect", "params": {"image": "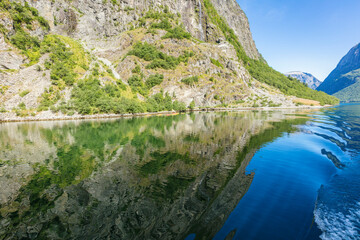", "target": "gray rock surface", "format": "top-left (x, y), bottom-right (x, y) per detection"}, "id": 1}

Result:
top-left (210, 0), bottom-right (260, 59)
top-left (285, 71), bottom-right (322, 90)
top-left (0, 51), bottom-right (23, 70)
top-left (25, 0), bottom-right (259, 59)
top-left (0, 0), bottom-right (303, 117)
